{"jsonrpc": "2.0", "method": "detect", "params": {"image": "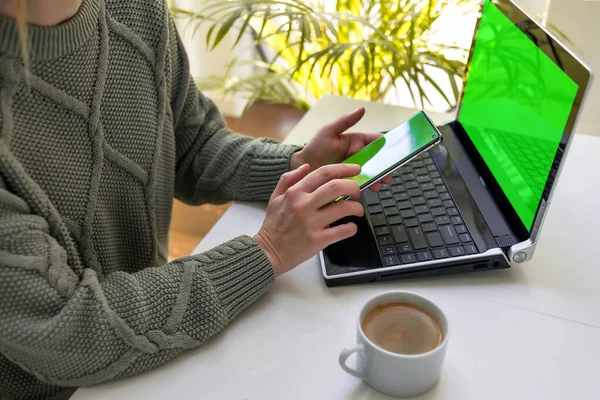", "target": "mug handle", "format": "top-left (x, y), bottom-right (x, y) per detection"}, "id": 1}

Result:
top-left (339, 344), bottom-right (365, 378)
